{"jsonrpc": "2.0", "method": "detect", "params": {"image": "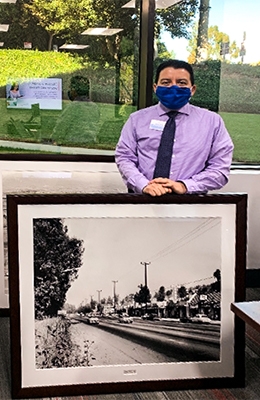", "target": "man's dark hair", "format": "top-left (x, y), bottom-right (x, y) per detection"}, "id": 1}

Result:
top-left (155, 59), bottom-right (194, 85)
